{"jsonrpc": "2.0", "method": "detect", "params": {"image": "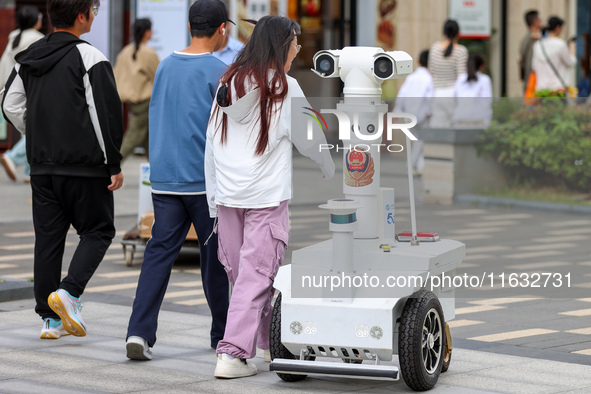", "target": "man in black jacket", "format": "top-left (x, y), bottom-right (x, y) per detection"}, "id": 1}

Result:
top-left (1, 0), bottom-right (123, 340)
